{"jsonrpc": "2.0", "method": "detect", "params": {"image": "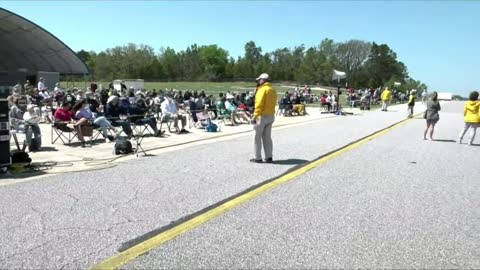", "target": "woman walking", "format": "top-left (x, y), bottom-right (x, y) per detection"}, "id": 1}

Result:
top-left (458, 91), bottom-right (480, 145)
top-left (424, 91), bottom-right (441, 140)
